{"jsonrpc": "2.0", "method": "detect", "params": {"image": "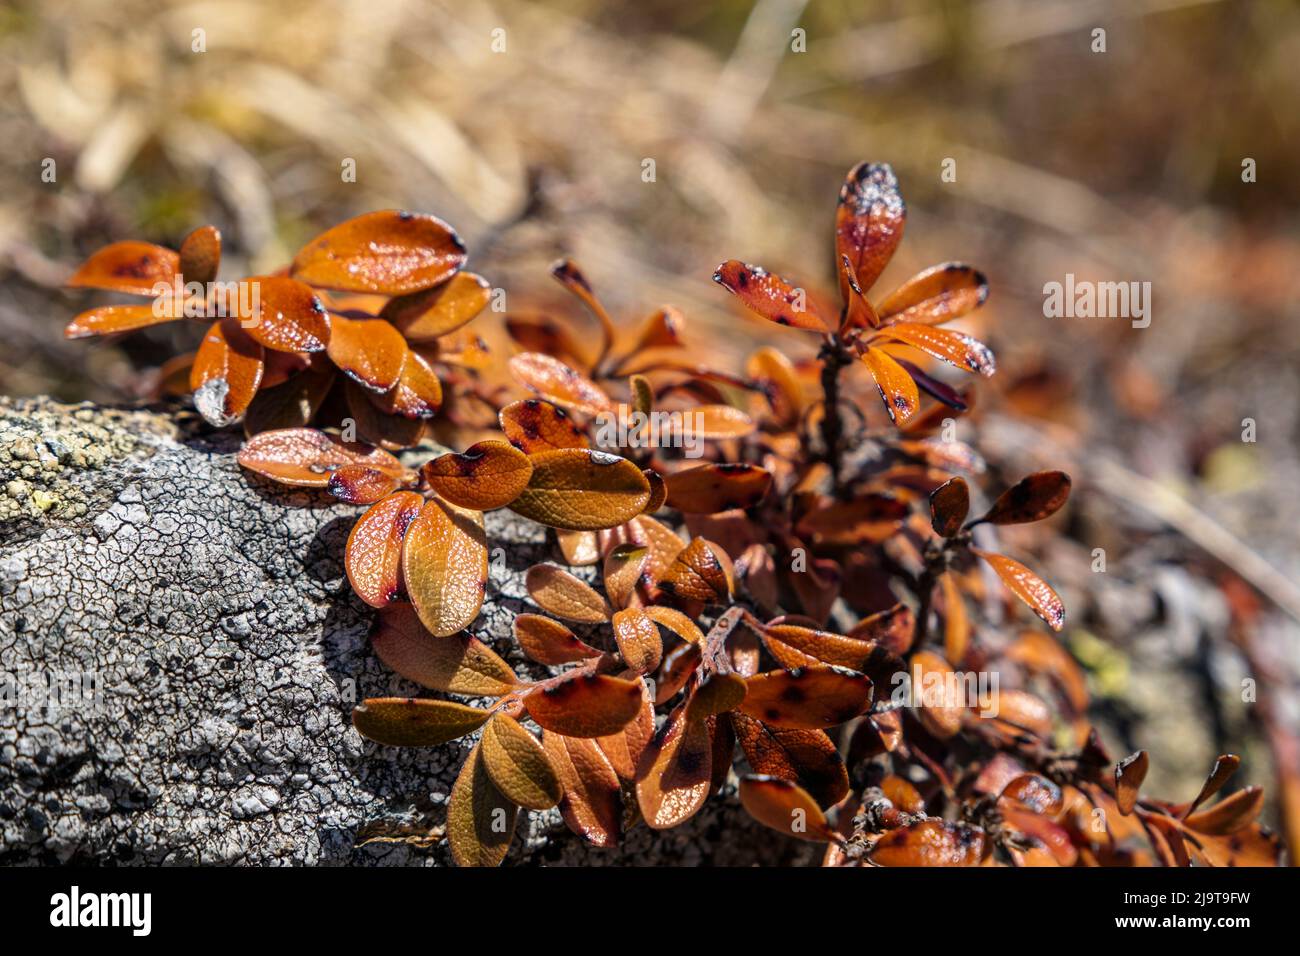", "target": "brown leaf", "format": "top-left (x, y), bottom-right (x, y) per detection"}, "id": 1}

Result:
top-left (660, 537), bottom-right (734, 603)
top-left (381, 271), bottom-right (490, 341)
top-left (371, 602), bottom-right (517, 696)
top-left (1006, 630), bottom-right (1088, 713)
top-left (328, 464), bottom-right (400, 505)
top-left (239, 276), bottom-right (330, 353)
top-left (402, 498), bottom-right (488, 636)
top-left (524, 564), bottom-right (611, 623)
top-left (974, 550), bottom-right (1065, 631)
top-left (909, 650), bottom-right (966, 739)
top-left (738, 666), bottom-right (873, 729)
top-left (664, 463), bottom-right (771, 513)
top-left (242, 361), bottom-right (336, 435)
top-left (712, 260), bottom-right (829, 332)
top-left (524, 673), bottom-right (644, 738)
top-left (237, 427), bottom-right (403, 487)
top-left (512, 613), bottom-right (602, 665)
top-left (739, 775), bottom-right (835, 842)
top-left (635, 702), bottom-right (712, 829)
top-left (929, 476), bottom-right (970, 537)
top-left (654, 641), bottom-right (703, 704)
top-left (65, 304), bottom-right (180, 339)
top-left (68, 240), bottom-right (179, 295)
top-left (557, 529), bottom-right (600, 566)
top-left (877, 323), bottom-right (995, 376)
top-left (611, 608), bottom-right (662, 674)
top-left (367, 350), bottom-right (443, 420)
top-left (644, 605), bottom-right (705, 645)
top-left (878, 262), bottom-right (989, 326)
top-left (1184, 786), bottom-right (1264, 835)
top-left (1115, 750), bottom-right (1149, 815)
top-left (869, 820), bottom-right (986, 867)
top-left (835, 162), bottom-right (905, 298)
top-left (840, 253), bottom-right (880, 330)
top-left (628, 306), bottom-right (685, 352)
top-left (940, 572), bottom-right (970, 665)
top-left (504, 314), bottom-right (589, 369)
top-left (509, 449), bottom-right (650, 531)
top-left (596, 677), bottom-right (655, 779)
top-left (178, 225), bottom-right (221, 285)
top-left (762, 623), bottom-right (900, 678)
top-left (344, 490), bottom-right (423, 606)
top-left (797, 493), bottom-right (908, 545)
top-left (447, 742), bottom-right (518, 867)
top-left (549, 259), bottom-right (616, 365)
top-left (351, 697), bottom-right (490, 747)
top-left (291, 210), bottom-right (466, 294)
top-left (190, 317), bottom-right (265, 426)
top-left (498, 398), bottom-right (589, 454)
top-left (1184, 754), bottom-right (1241, 818)
top-left (509, 352), bottom-right (613, 417)
top-left (642, 469), bottom-right (667, 514)
top-left (687, 405), bottom-right (756, 440)
top-left (975, 470), bottom-right (1072, 526)
top-left (420, 440), bottom-right (533, 510)
top-left (543, 732), bottom-right (622, 847)
top-left (326, 314), bottom-right (408, 392)
top-left (603, 544), bottom-right (649, 611)
top-left (731, 713), bottom-right (849, 808)
top-left (845, 602), bottom-right (915, 655)
top-left (745, 346), bottom-right (803, 425)
top-left (859, 345), bottom-right (919, 426)
top-left (479, 714), bottom-right (562, 811)
top-left (686, 671), bottom-right (747, 721)
top-left (345, 379), bottom-right (427, 450)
